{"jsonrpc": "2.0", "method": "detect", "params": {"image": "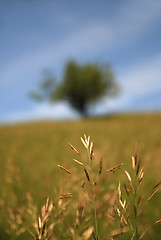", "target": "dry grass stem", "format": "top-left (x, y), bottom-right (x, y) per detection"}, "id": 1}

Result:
top-left (137, 195), bottom-right (144, 204)
top-left (106, 214), bottom-right (115, 221)
top-left (59, 193), bottom-right (72, 199)
top-left (134, 203), bottom-right (137, 217)
top-left (73, 159), bottom-right (84, 166)
top-left (148, 189), bottom-right (159, 201)
top-left (46, 233), bottom-right (52, 240)
top-left (122, 214), bottom-right (128, 226)
top-left (57, 164), bottom-right (71, 175)
top-left (84, 168), bottom-right (91, 182)
top-left (134, 142), bottom-right (138, 166)
top-left (106, 163), bottom-right (123, 173)
top-left (153, 181), bottom-right (161, 189)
